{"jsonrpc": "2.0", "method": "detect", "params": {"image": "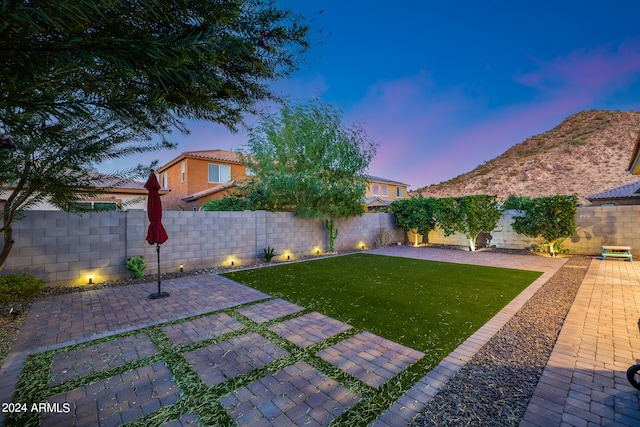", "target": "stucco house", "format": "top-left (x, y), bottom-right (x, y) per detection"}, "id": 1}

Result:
top-left (155, 149), bottom-right (250, 210)
top-left (364, 175), bottom-right (409, 211)
top-left (0, 174), bottom-right (163, 211)
top-left (155, 149), bottom-right (410, 211)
